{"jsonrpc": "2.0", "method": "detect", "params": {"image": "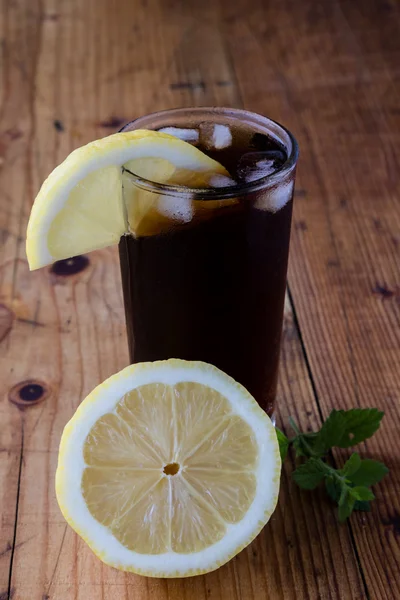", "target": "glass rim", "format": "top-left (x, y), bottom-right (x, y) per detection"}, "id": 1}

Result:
top-left (120, 107), bottom-right (299, 200)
